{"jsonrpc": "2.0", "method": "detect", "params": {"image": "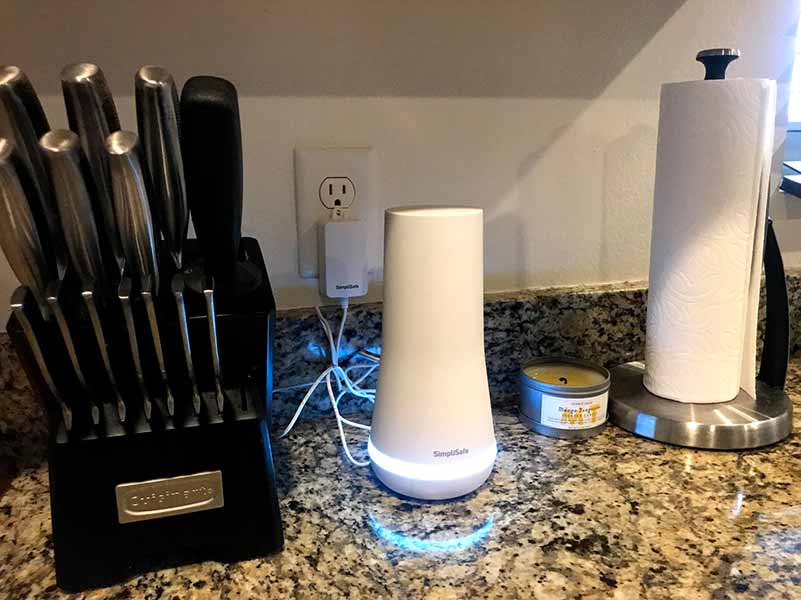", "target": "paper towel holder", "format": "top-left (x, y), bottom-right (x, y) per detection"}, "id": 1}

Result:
top-left (608, 219), bottom-right (792, 450)
top-left (608, 49), bottom-right (792, 450)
